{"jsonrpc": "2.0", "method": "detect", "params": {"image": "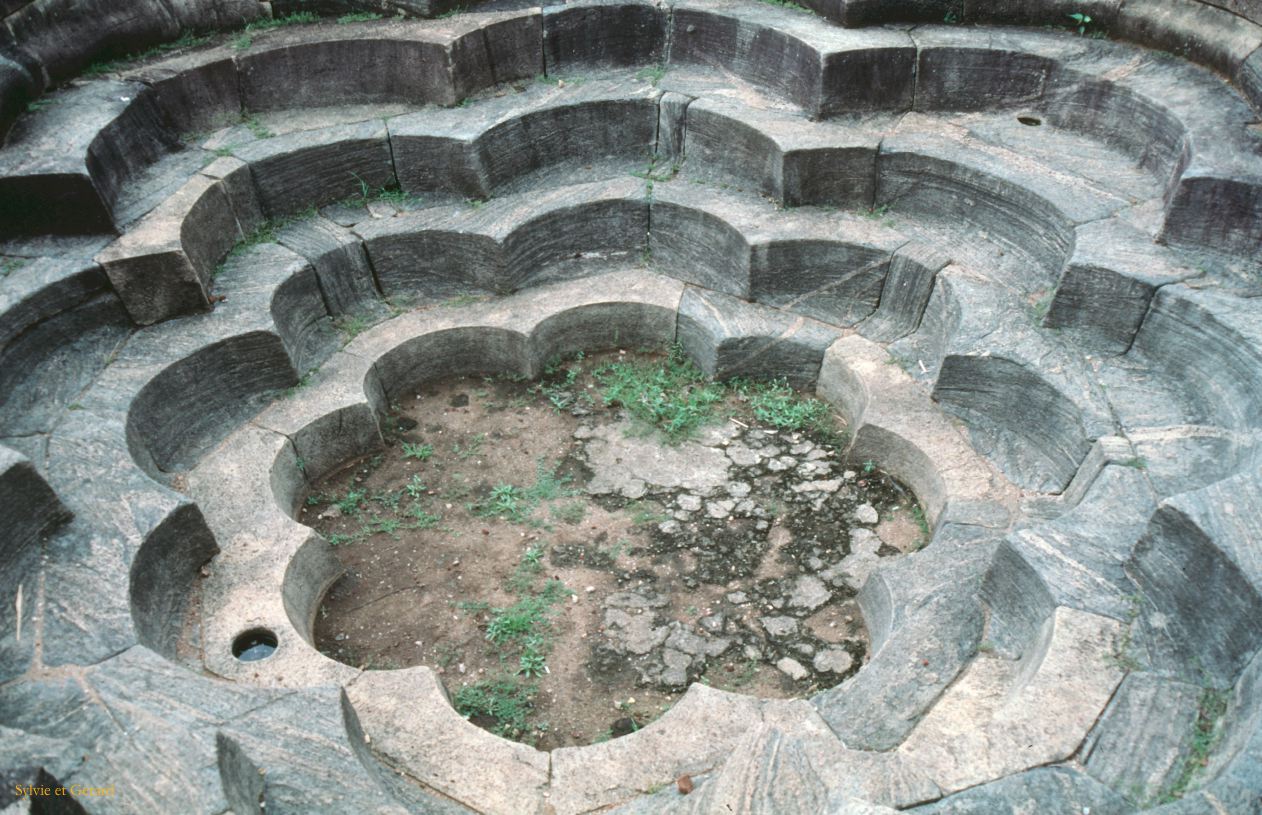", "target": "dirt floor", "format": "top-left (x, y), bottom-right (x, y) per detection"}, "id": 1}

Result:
top-left (306, 350), bottom-right (928, 750)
